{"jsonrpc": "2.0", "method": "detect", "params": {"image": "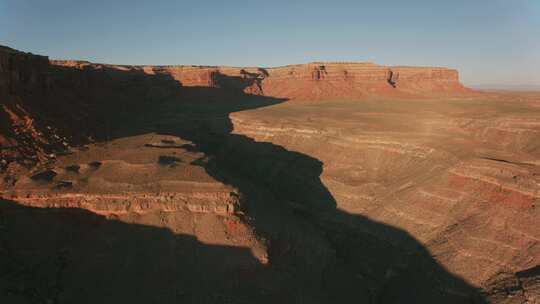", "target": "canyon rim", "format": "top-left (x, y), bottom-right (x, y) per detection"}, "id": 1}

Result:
top-left (1, 44), bottom-right (539, 303)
